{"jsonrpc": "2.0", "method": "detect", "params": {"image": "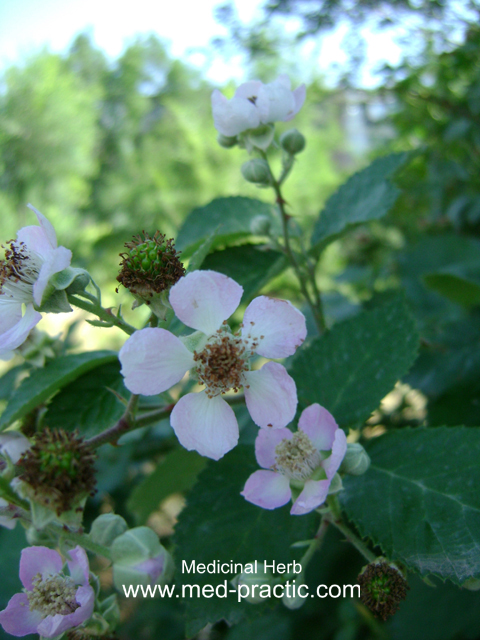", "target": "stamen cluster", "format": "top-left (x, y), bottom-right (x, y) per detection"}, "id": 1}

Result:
top-left (273, 431), bottom-right (320, 480)
top-left (0, 240), bottom-right (40, 301)
top-left (358, 561), bottom-right (409, 620)
top-left (19, 428), bottom-right (96, 514)
top-left (28, 573), bottom-right (79, 617)
top-left (116, 231), bottom-right (185, 299)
